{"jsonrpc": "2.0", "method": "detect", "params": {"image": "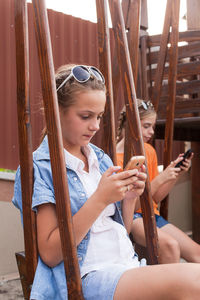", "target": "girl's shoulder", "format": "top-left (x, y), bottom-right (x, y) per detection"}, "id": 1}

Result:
top-left (144, 142), bottom-right (156, 156)
top-left (89, 143), bottom-right (113, 169)
top-left (33, 136), bottom-right (50, 162)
